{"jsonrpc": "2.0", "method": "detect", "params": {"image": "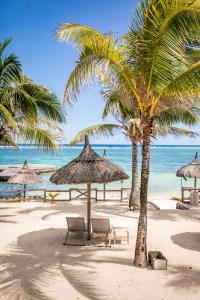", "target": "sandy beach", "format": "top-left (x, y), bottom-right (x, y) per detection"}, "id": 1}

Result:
top-left (0, 200), bottom-right (200, 300)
